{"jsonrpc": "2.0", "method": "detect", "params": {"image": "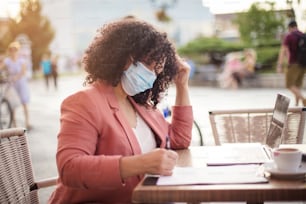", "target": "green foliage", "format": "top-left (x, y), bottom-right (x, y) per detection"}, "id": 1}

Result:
top-left (178, 37), bottom-right (247, 66)
top-left (255, 46), bottom-right (280, 72)
top-left (256, 47), bottom-right (280, 64)
top-left (3, 0), bottom-right (55, 71)
top-left (234, 2), bottom-right (285, 45)
top-left (178, 37), bottom-right (245, 54)
top-left (178, 1), bottom-right (285, 72)
top-left (178, 36), bottom-right (281, 72)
